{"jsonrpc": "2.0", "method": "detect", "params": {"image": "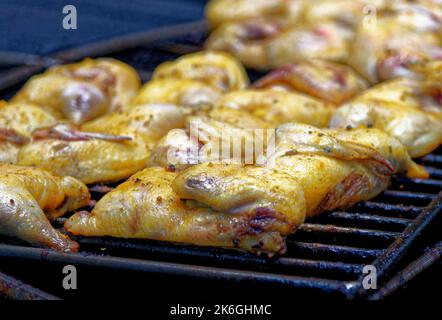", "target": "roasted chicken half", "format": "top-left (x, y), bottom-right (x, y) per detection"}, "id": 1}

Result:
top-left (152, 51), bottom-right (249, 92)
top-left (12, 58), bottom-right (141, 124)
top-left (17, 104), bottom-right (187, 184)
top-left (205, 18), bottom-right (354, 70)
top-left (330, 77), bottom-right (442, 158)
top-left (129, 78), bottom-right (222, 111)
top-left (253, 59), bottom-right (368, 105)
top-left (65, 166), bottom-right (305, 255)
top-left (0, 164), bottom-right (90, 252)
top-left (65, 124), bottom-right (426, 255)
